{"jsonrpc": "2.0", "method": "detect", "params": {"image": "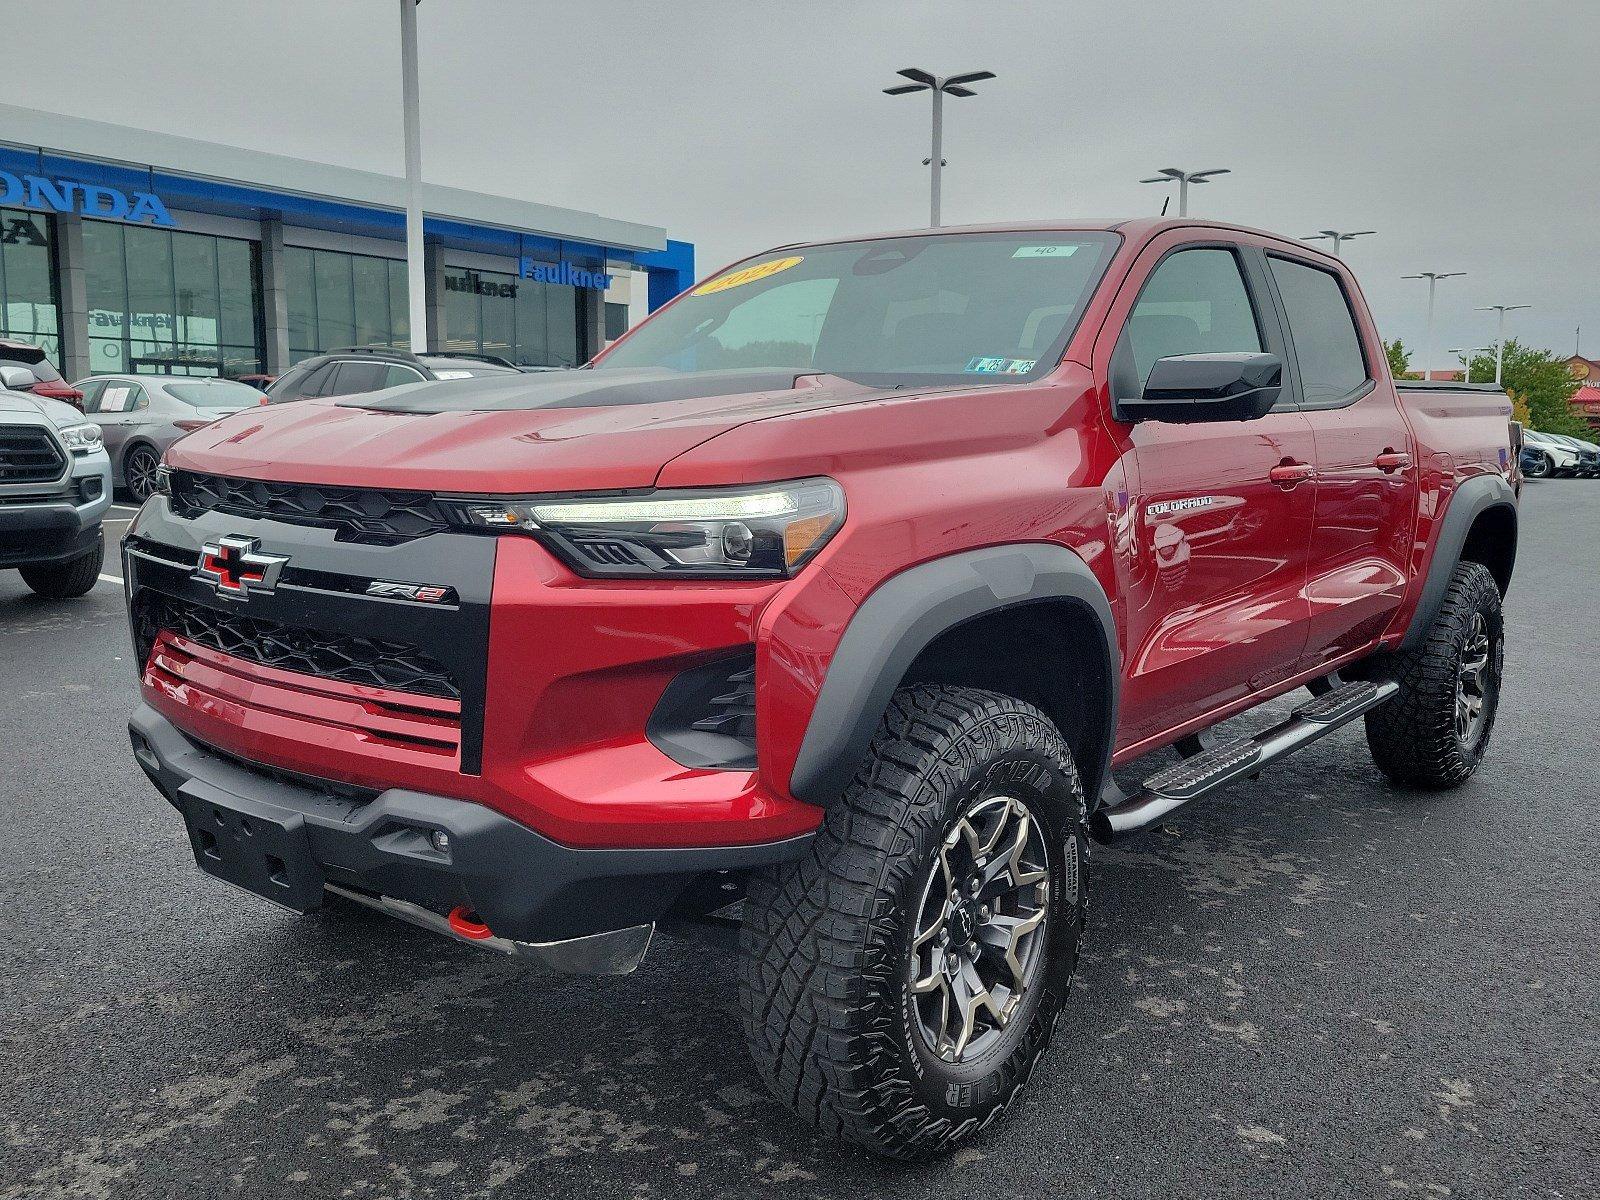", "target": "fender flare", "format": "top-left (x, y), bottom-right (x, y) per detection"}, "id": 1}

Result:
top-left (1399, 473), bottom-right (1517, 651)
top-left (788, 543), bottom-right (1119, 807)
